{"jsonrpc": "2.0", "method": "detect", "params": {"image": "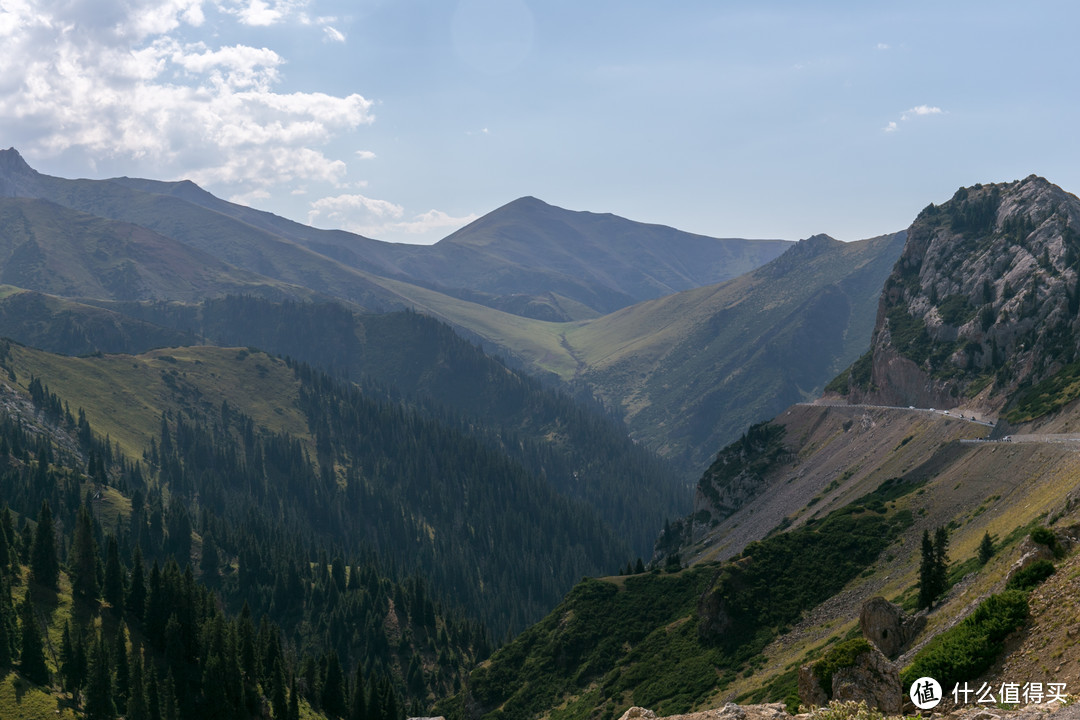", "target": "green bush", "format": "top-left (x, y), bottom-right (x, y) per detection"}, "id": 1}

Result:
top-left (900, 590), bottom-right (1028, 689)
top-left (812, 638), bottom-right (872, 696)
top-left (1005, 559), bottom-right (1056, 591)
